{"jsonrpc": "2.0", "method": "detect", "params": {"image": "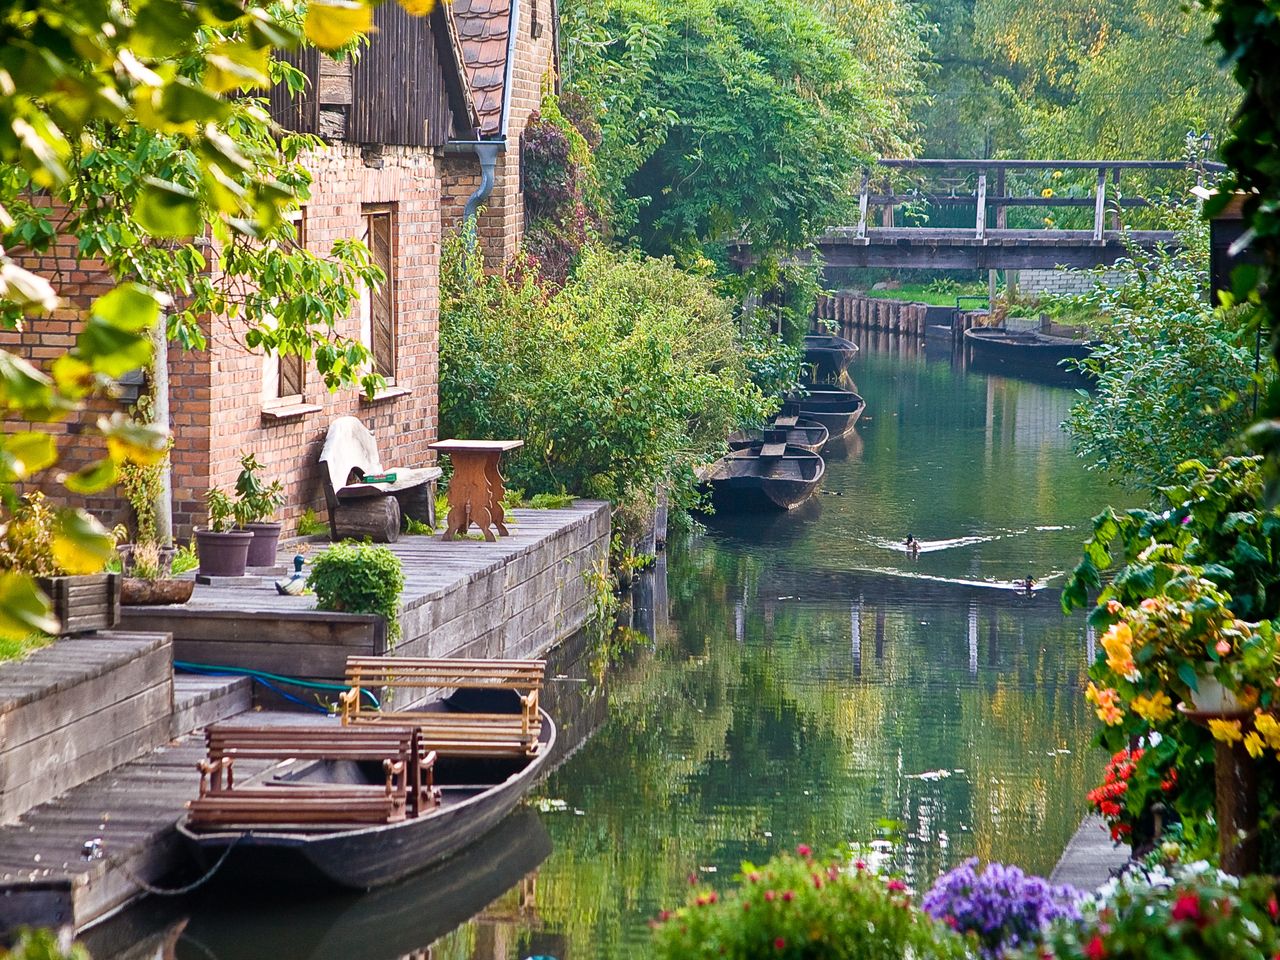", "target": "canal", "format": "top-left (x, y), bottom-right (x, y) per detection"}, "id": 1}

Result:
top-left (95, 332), bottom-right (1127, 960)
